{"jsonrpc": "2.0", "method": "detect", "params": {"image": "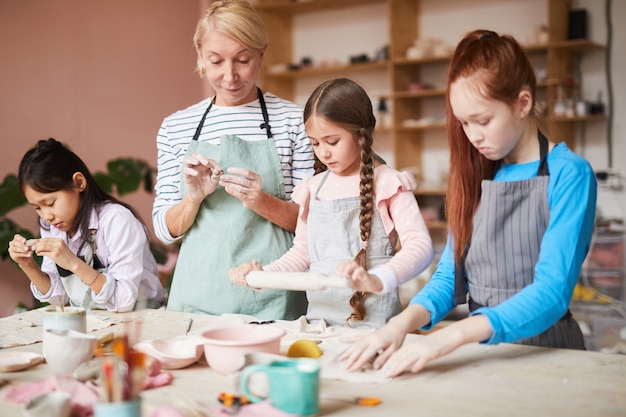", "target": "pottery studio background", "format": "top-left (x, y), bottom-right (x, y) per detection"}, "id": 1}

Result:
top-left (1, 0), bottom-right (624, 317)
